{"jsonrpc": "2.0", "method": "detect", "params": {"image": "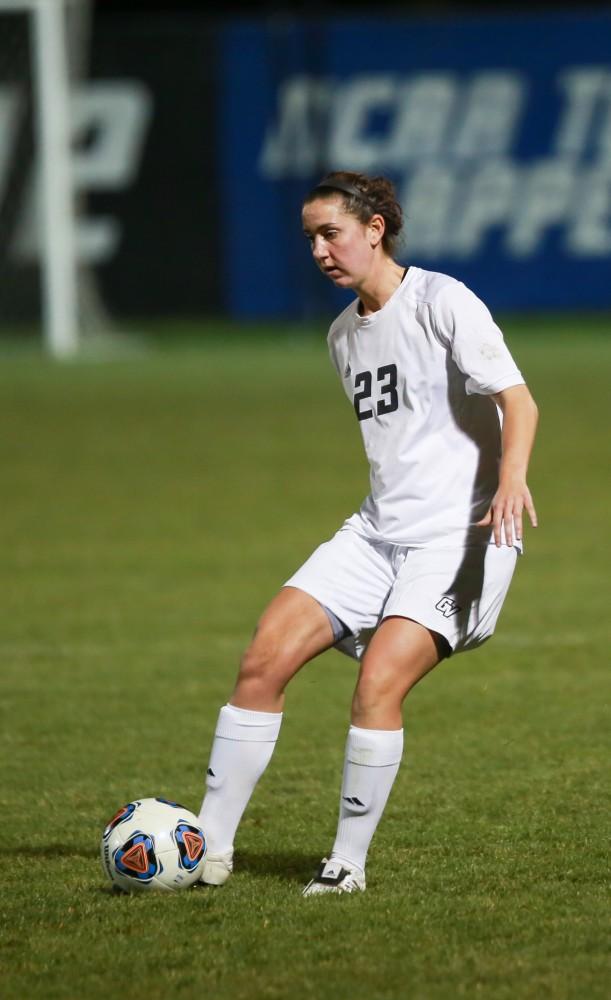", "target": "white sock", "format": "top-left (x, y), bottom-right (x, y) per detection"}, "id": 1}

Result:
top-left (330, 725), bottom-right (404, 874)
top-left (198, 704), bottom-right (282, 856)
